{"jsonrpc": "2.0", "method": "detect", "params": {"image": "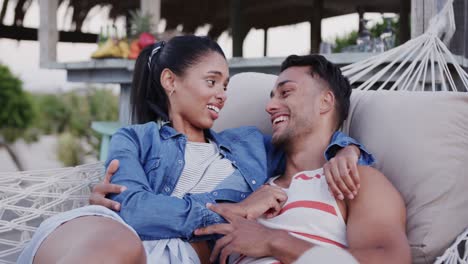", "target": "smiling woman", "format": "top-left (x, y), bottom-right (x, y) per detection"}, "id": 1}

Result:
top-left (17, 35), bottom-right (371, 264)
